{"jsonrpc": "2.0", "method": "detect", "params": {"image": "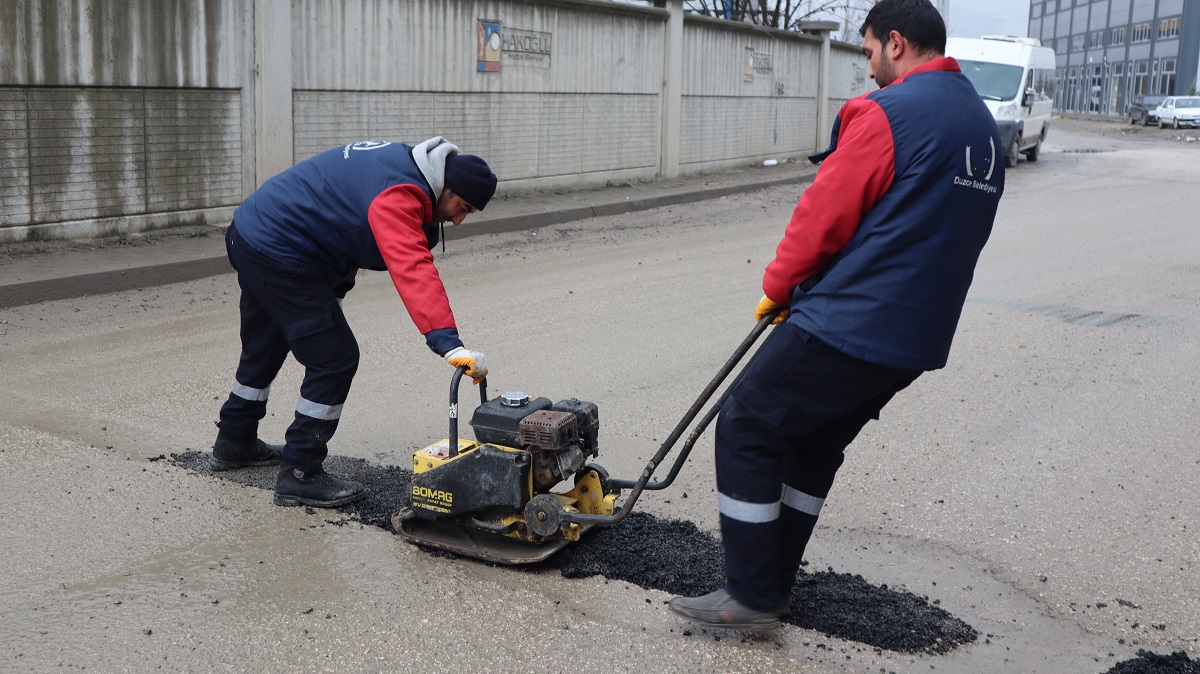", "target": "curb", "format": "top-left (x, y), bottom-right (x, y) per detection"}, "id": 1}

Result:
top-left (450, 173), bottom-right (810, 238)
top-left (1, 171), bottom-right (812, 309)
top-left (0, 257), bottom-right (236, 310)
